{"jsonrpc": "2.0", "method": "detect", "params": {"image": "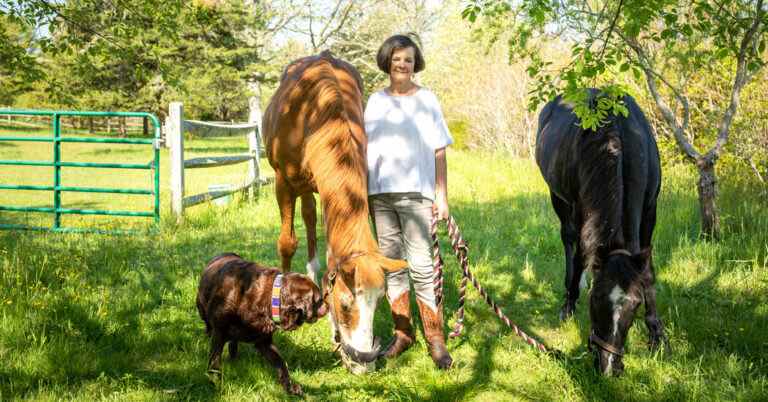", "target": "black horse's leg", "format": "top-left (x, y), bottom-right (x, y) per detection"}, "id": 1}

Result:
top-left (228, 341), bottom-right (239, 360)
top-left (639, 202), bottom-right (669, 352)
top-left (550, 193), bottom-right (582, 321)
